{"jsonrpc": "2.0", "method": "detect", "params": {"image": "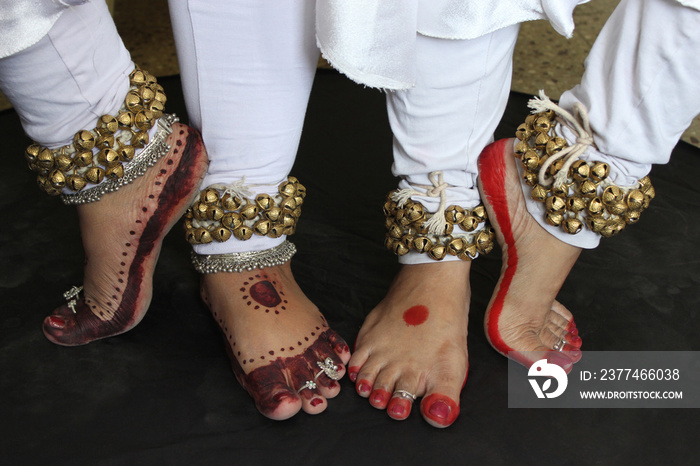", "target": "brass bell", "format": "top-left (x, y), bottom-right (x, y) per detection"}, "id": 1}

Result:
top-left (211, 226), bottom-right (232, 242)
top-left (428, 245), bottom-right (446, 261)
top-left (533, 115), bottom-right (552, 133)
top-left (531, 184), bottom-right (548, 202)
top-left (607, 201), bottom-right (628, 216)
top-left (66, 175), bottom-right (87, 191)
top-left (388, 223), bottom-right (403, 239)
top-left (269, 224), bottom-right (285, 238)
top-left (97, 115), bottom-right (119, 135)
top-left (602, 185), bottom-right (623, 205)
top-left (535, 132), bottom-right (550, 149)
top-left (545, 195), bottom-right (566, 213)
top-left (207, 205), bottom-right (224, 221)
top-left (139, 85), bottom-right (156, 102)
top-left (233, 225), bottom-right (253, 241)
top-left (522, 150), bottom-right (540, 171)
top-left (266, 206), bottom-right (283, 222)
top-left (97, 148), bottom-right (119, 166)
top-left (515, 123), bottom-right (532, 141)
top-left (514, 141), bottom-right (529, 157)
top-left (192, 201), bottom-right (209, 220)
top-left (130, 68), bottom-right (147, 85)
top-left (280, 197), bottom-right (297, 211)
top-left (74, 130), bottom-right (96, 151)
top-left (200, 188), bottom-right (220, 204)
top-left (579, 180), bottom-right (599, 197)
top-left (562, 218), bottom-right (583, 234)
top-left (587, 216), bottom-right (607, 233)
top-left (154, 89), bottom-right (167, 104)
top-left (406, 203), bottom-right (425, 222)
top-left (25, 144), bottom-right (41, 163)
top-left (194, 227), bottom-right (213, 244)
top-left (447, 238), bottom-right (466, 255)
top-left (472, 205), bottom-right (487, 221)
top-left (413, 236), bottom-right (433, 253)
top-left (522, 171), bottom-right (538, 186)
top-left (221, 212), bottom-right (243, 230)
top-left (105, 161), bottom-right (124, 180)
top-left (48, 169), bottom-right (66, 188)
top-left (85, 166), bottom-right (105, 184)
top-left (546, 212), bottom-right (564, 227)
top-left (626, 189), bottom-right (645, 211)
top-left (96, 133), bottom-right (115, 150)
top-left (461, 215), bottom-right (479, 232)
top-left (253, 219), bottom-right (271, 236)
top-left (54, 153), bottom-right (73, 172)
top-left (524, 114), bottom-right (537, 127)
top-left (590, 162), bottom-right (610, 182)
top-left (546, 137), bottom-right (567, 156)
top-left (131, 130), bottom-right (149, 148)
top-left (149, 100), bottom-right (165, 119)
top-left (134, 110), bottom-right (155, 131)
top-left (624, 210), bottom-right (641, 224)
top-left (255, 193), bottom-right (273, 210)
top-left (566, 196), bottom-right (586, 213)
top-left (292, 207), bottom-right (302, 218)
top-left (117, 111), bottom-right (134, 128)
top-left (279, 181), bottom-right (296, 197)
top-left (393, 241), bottom-right (409, 256)
top-left (463, 243), bottom-right (479, 259)
top-left (239, 203), bottom-right (259, 220)
top-left (476, 230), bottom-right (493, 253)
top-left (549, 159), bottom-right (565, 177)
top-left (221, 193), bottom-right (242, 210)
top-left (587, 197), bottom-right (605, 216)
top-left (72, 150), bottom-right (93, 168)
top-left (570, 160), bottom-right (590, 181)
top-left (125, 90), bottom-right (143, 113)
top-left (117, 144), bottom-right (136, 162)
